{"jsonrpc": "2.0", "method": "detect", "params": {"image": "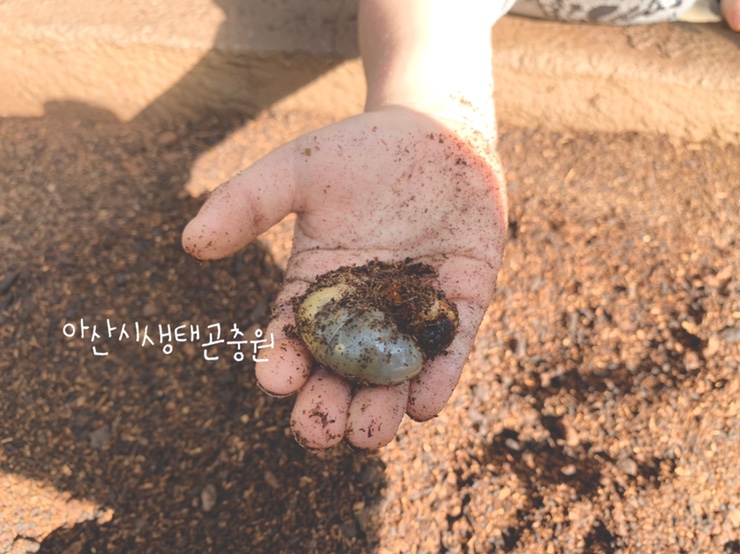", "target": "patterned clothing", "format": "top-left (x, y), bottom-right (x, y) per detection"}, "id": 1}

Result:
top-left (509, 0), bottom-right (721, 24)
